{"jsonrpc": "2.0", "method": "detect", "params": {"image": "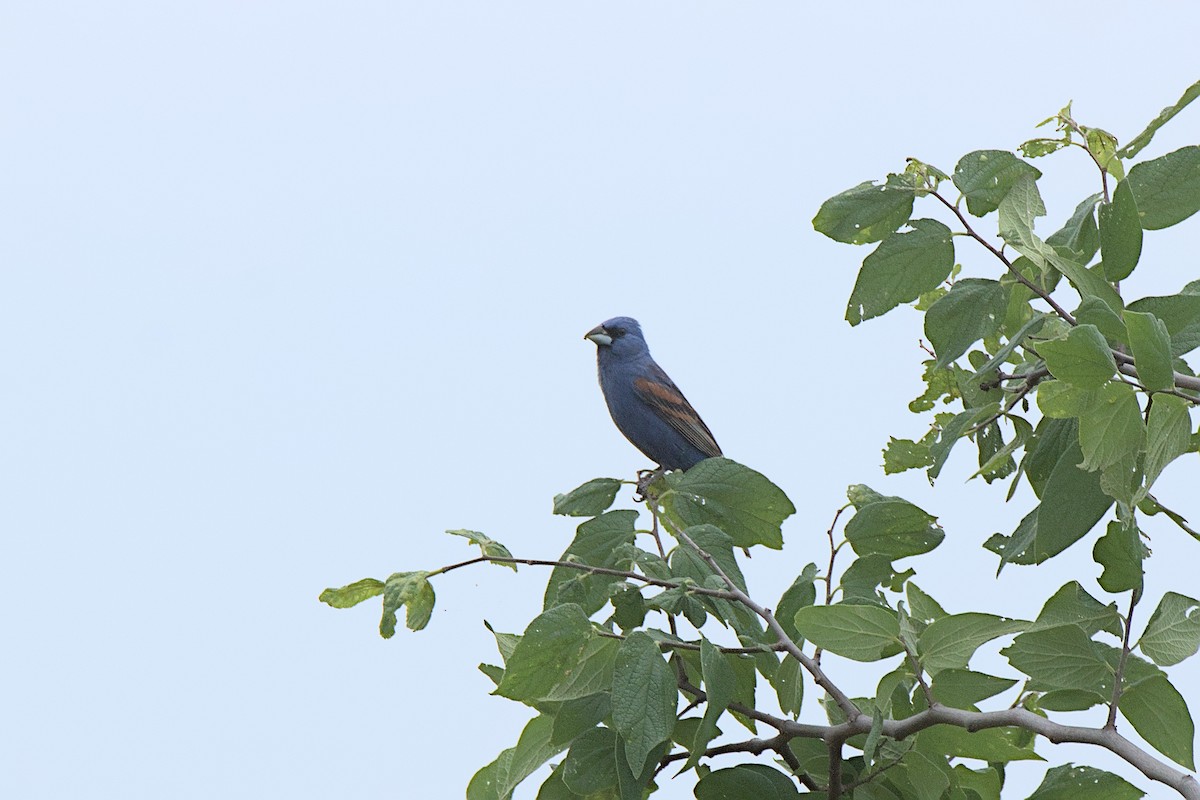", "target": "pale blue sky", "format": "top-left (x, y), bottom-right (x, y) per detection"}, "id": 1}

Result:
top-left (4, 3), bottom-right (1199, 798)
